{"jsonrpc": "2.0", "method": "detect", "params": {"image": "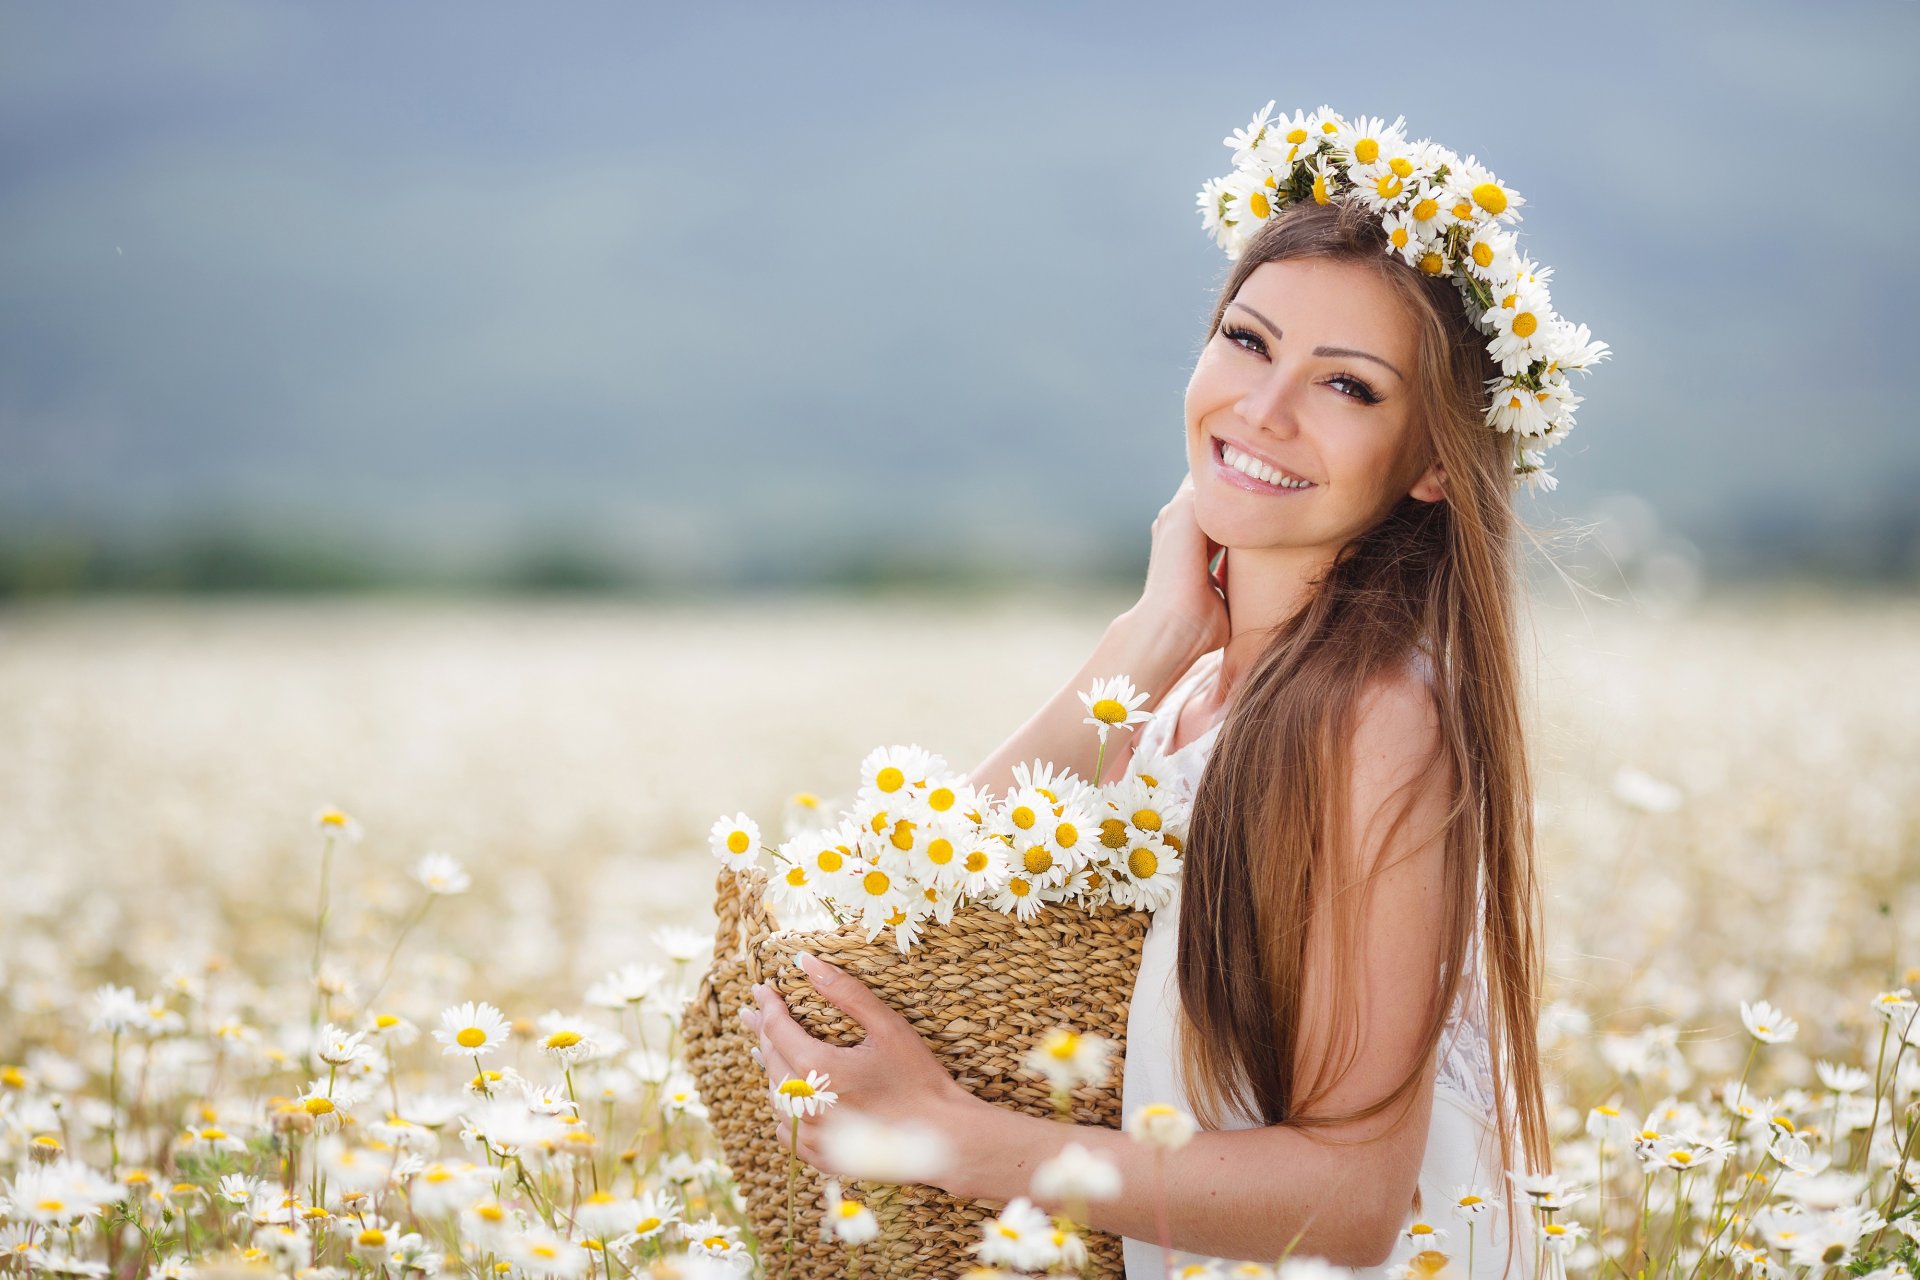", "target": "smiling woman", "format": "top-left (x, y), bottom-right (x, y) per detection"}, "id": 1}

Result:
top-left (739, 108), bottom-right (1575, 1280)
